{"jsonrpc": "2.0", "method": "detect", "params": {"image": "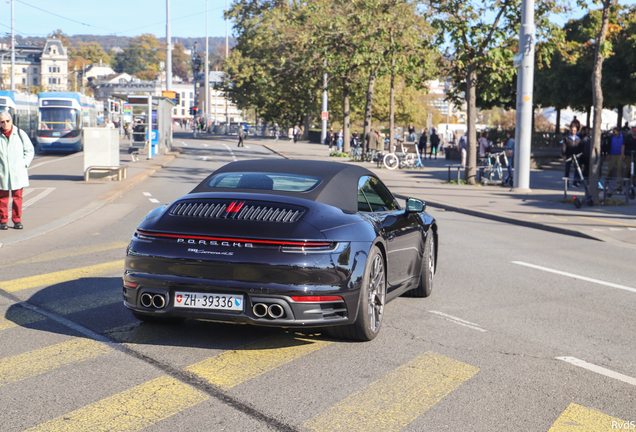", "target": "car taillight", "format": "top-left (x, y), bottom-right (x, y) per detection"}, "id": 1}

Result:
top-left (290, 295), bottom-right (343, 302)
top-left (123, 280), bottom-right (139, 288)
